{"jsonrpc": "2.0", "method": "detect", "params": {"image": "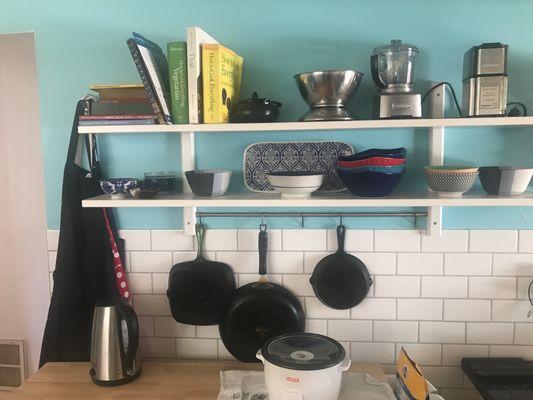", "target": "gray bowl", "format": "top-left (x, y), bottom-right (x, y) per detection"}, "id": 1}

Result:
top-left (185, 170), bottom-right (232, 197)
top-left (425, 170), bottom-right (478, 197)
top-left (294, 70), bottom-right (364, 108)
top-left (479, 166), bottom-right (533, 196)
